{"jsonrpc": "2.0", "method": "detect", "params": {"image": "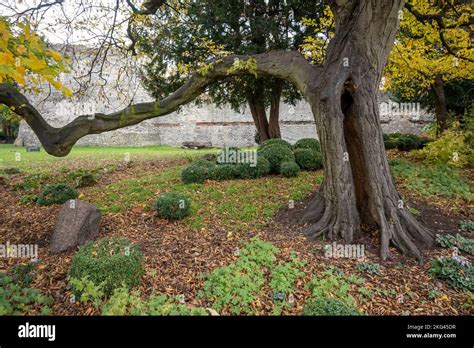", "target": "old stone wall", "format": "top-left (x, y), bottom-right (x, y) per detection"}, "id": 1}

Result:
top-left (15, 47), bottom-right (433, 148)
